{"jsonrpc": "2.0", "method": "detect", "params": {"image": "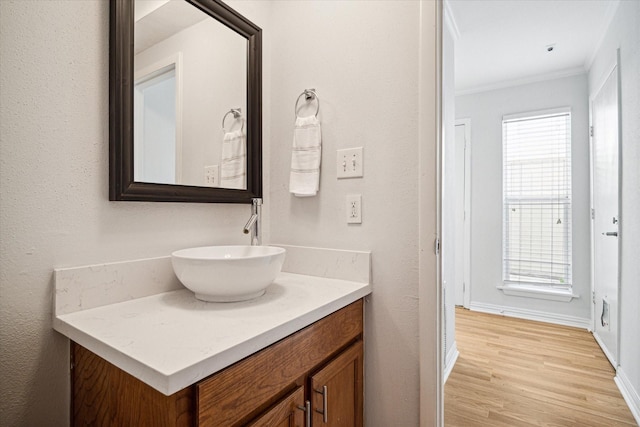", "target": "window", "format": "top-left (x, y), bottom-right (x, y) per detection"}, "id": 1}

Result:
top-left (502, 109), bottom-right (572, 289)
